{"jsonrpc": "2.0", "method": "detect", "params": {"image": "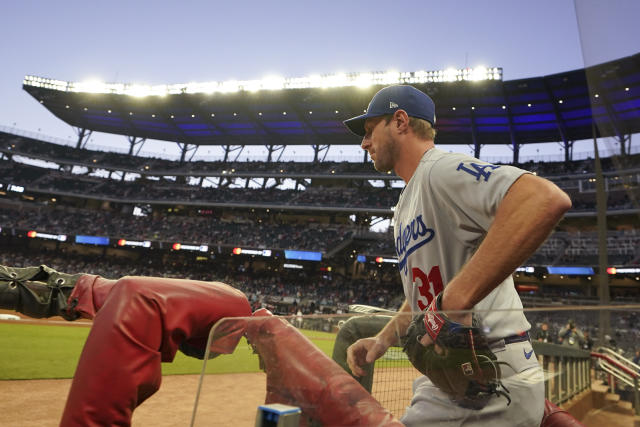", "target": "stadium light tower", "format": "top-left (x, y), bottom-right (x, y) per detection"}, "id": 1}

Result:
top-left (23, 66), bottom-right (503, 97)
